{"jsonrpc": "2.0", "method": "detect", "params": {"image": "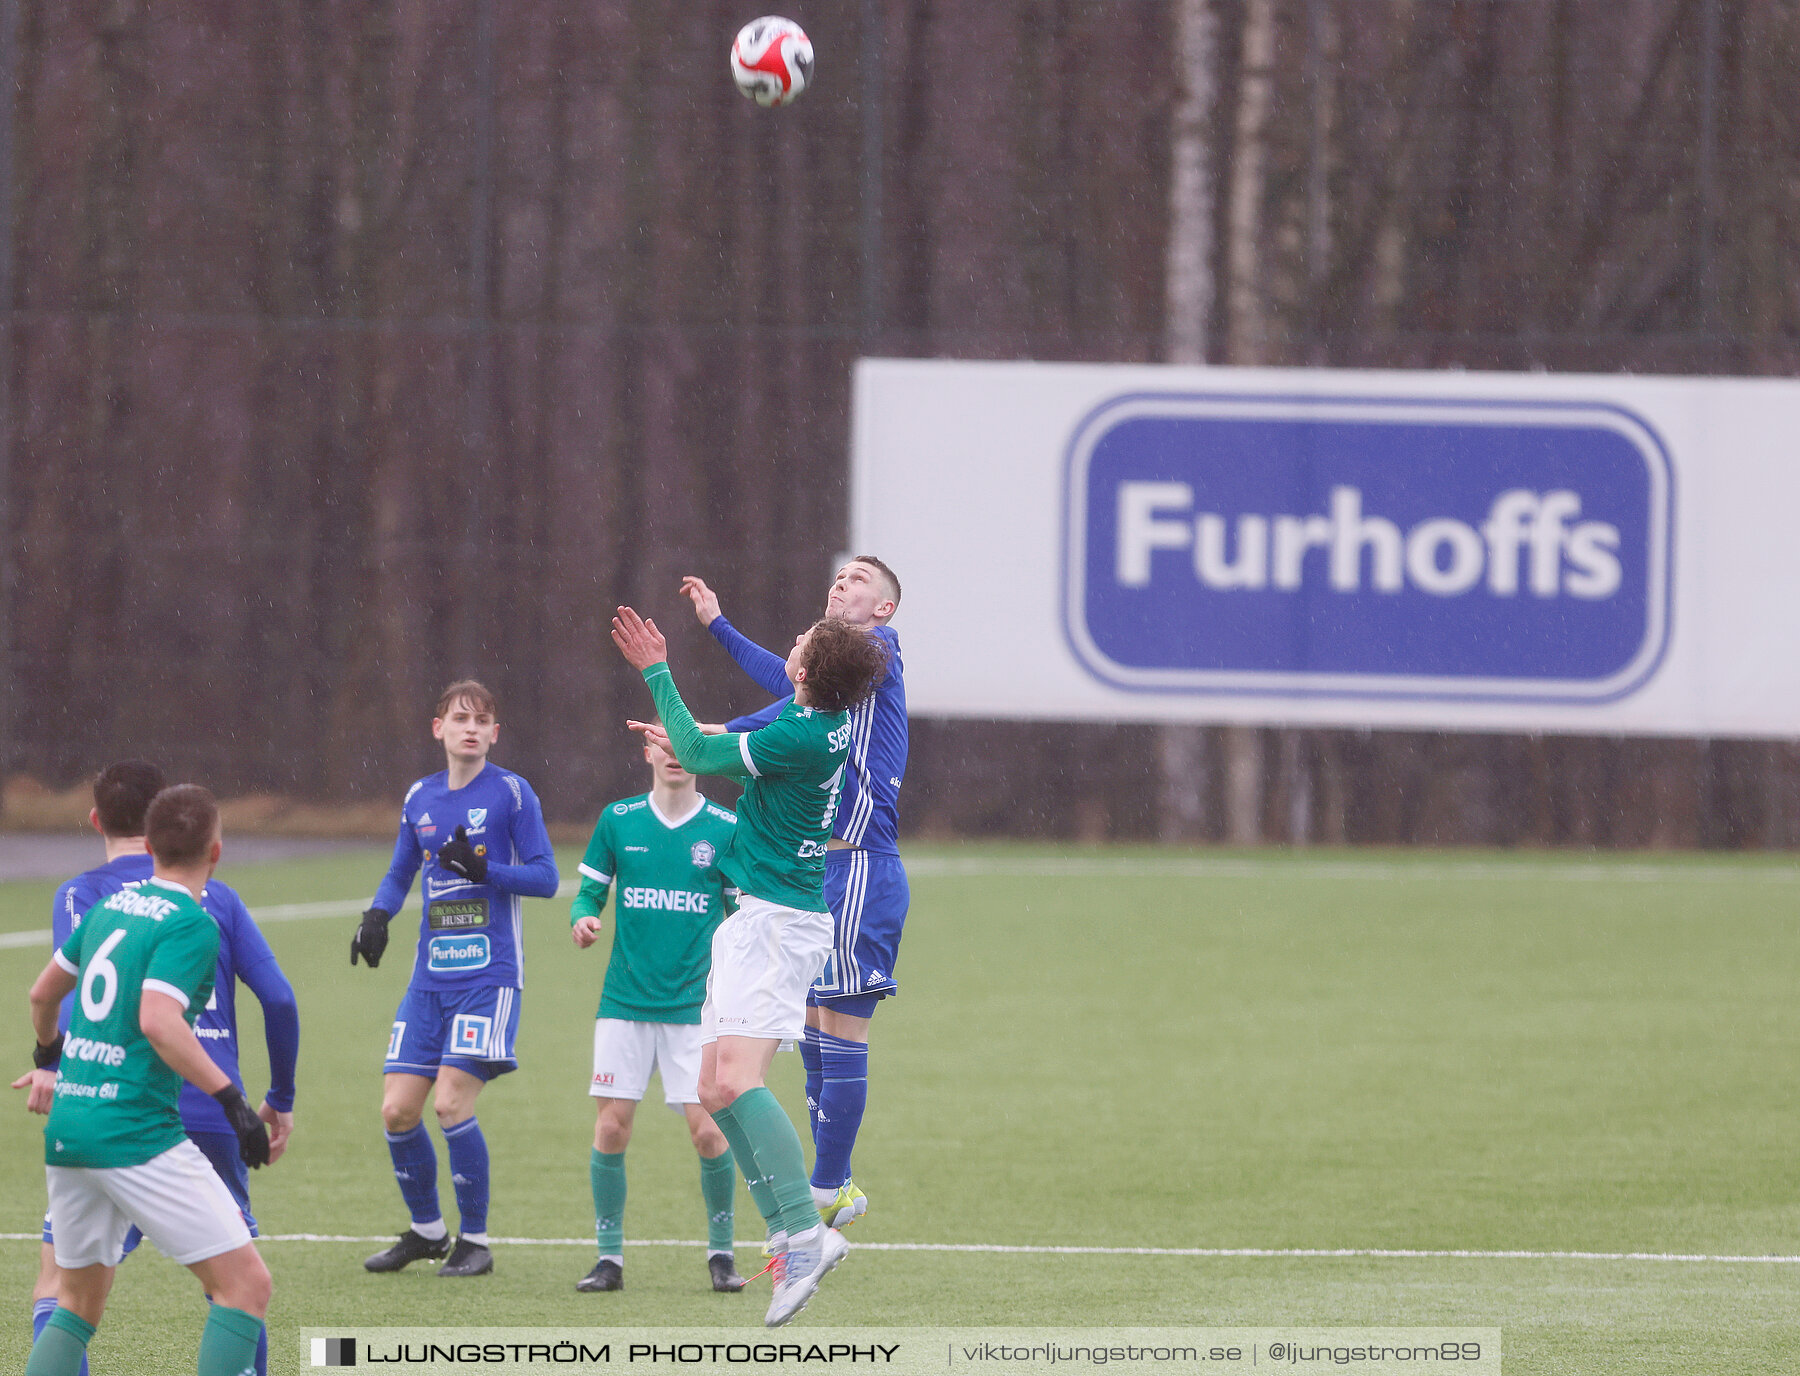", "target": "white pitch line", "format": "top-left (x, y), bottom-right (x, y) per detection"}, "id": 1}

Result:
top-left (4, 861), bottom-right (1792, 950)
top-left (0, 879), bottom-right (586, 950)
top-left (4, 1233), bottom-right (1790, 1264)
